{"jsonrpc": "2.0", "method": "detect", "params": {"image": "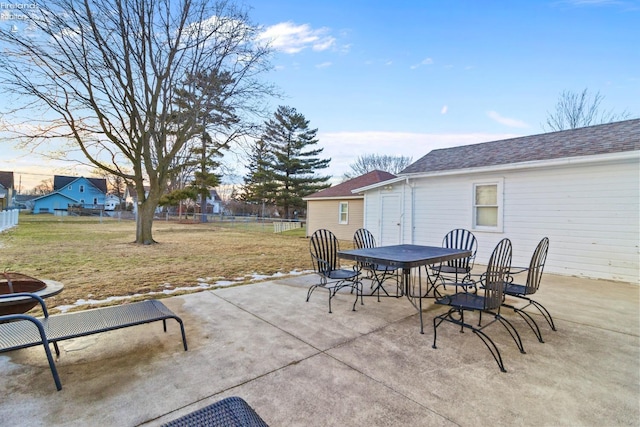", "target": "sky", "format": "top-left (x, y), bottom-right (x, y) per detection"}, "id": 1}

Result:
top-left (2, 0), bottom-right (639, 191)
